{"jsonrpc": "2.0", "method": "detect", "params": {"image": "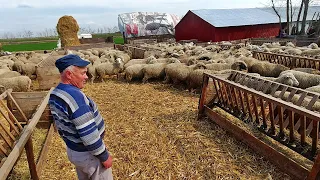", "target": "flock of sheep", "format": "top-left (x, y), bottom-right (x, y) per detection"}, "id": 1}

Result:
top-left (0, 51), bottom-right (51, 92)
top-left (0, 40), bottom-right (320, 112)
